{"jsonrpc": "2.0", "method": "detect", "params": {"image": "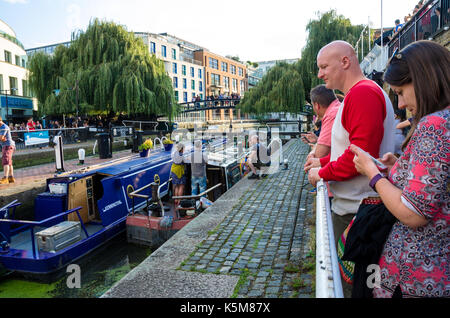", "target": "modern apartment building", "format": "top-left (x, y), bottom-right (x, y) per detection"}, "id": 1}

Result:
top-left (0, 19), bottom-right (36, 124)
top-left (135, 32), bottom-right (205, 105)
